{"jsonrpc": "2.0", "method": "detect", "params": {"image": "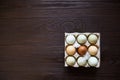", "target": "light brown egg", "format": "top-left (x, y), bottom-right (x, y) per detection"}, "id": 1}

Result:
top-left (88, 45), bottom-right (98, 55)
top-left (77, 46), bottom-right (87, 56)
top-left (66, 45), bottom-right (76, 55)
